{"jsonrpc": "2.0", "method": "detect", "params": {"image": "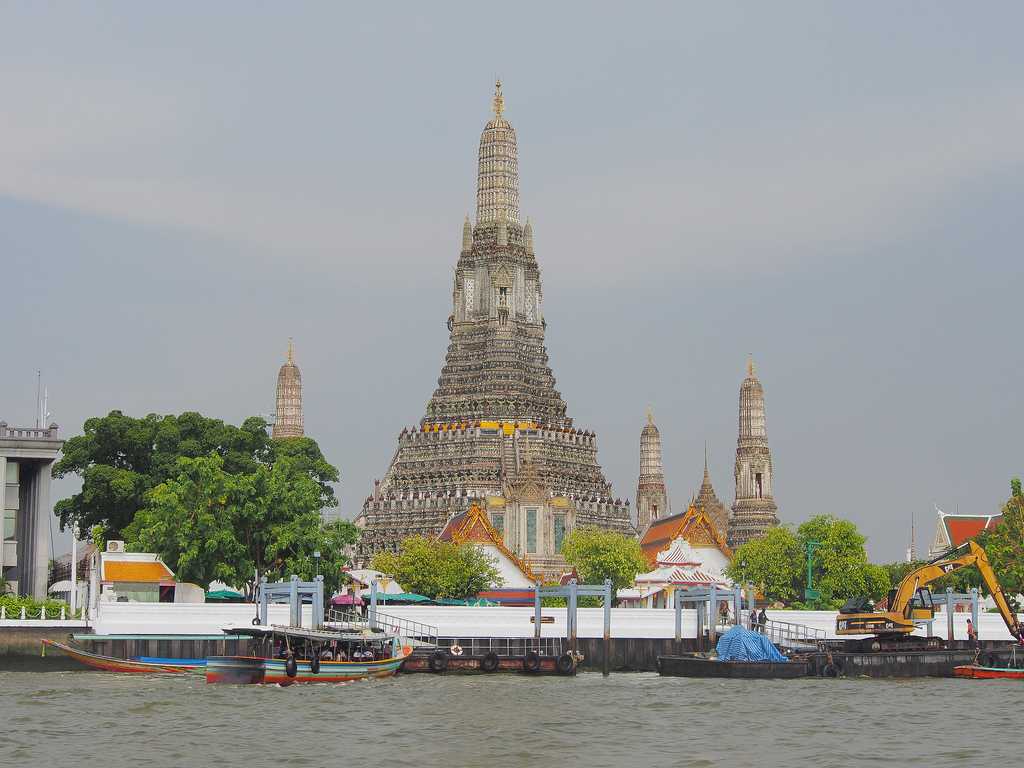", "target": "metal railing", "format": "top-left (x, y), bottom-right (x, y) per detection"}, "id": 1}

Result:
top-left (327, 608), bottom-right (438, 647)
top-left (430, 636), bottom-right (565, 658)
top-left (737, 611), bottom-right (825, 645)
